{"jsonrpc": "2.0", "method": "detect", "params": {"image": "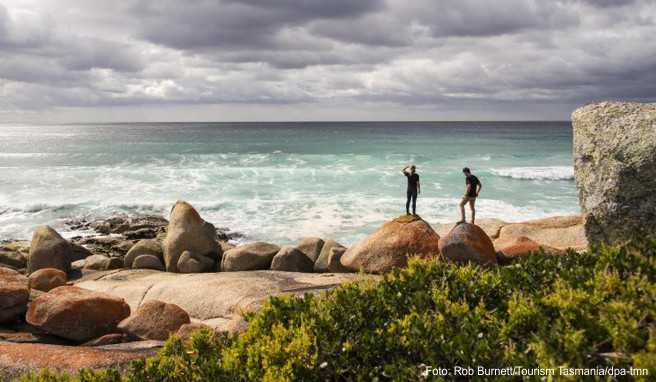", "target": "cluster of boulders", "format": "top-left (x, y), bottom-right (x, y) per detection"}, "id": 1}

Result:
top-left (0, 267), bottom-right (198, 345)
